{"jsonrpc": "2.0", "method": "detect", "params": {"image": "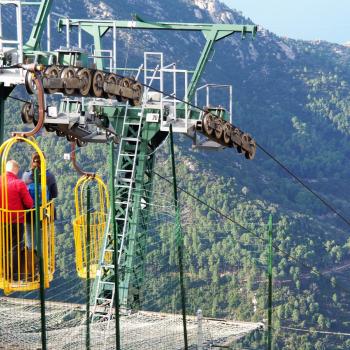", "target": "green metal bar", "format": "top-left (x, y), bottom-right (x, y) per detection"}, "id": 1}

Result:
top-left (169, 124), bottom-right (188, 350)
top-left (91, 29), bottom-right (104, 71)
top-left (34, 167), bottom-right (46, 350)
top-left (59, 19), bottom-right (256, 33)
top-left (86, 185), bottom-right (91, 350)
top-left (110, 142), bottom-right (120, 349)
top-left (267, 214), bottom-right (273, 350)
top-left (186, 31), bottom-right (216, 102)
top-left (24, 0), bottom-right (53, 50)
